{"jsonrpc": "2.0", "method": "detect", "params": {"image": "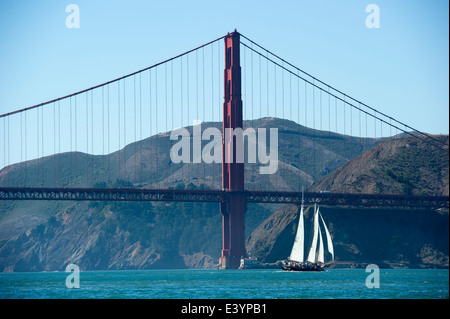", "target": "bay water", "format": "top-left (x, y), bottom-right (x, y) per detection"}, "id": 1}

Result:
top-left (0, 268), bottom-right (448, 299)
